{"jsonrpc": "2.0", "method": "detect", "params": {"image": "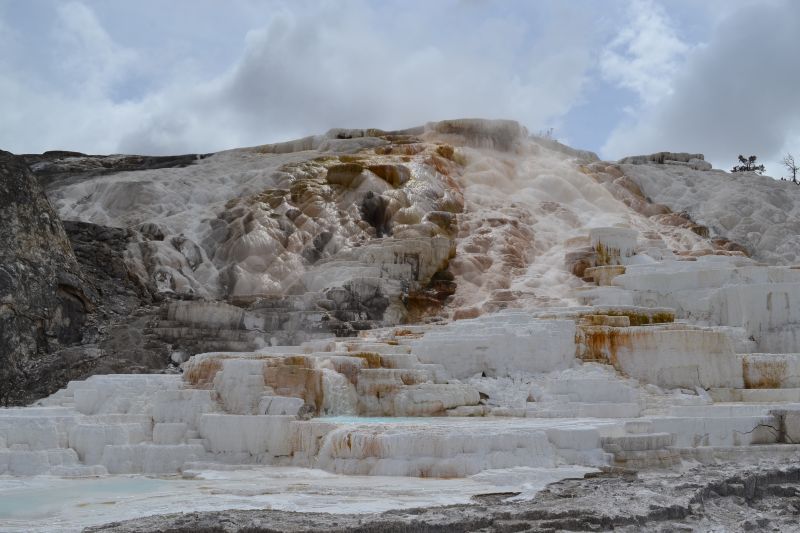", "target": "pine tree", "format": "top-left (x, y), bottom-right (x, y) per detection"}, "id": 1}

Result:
top-left (731, 155), bottom-right (766, 174)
